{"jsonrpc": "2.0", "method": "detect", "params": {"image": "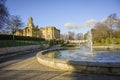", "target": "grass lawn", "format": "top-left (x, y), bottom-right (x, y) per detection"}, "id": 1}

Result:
top-left (0, 40), bottom-right (46, 48)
